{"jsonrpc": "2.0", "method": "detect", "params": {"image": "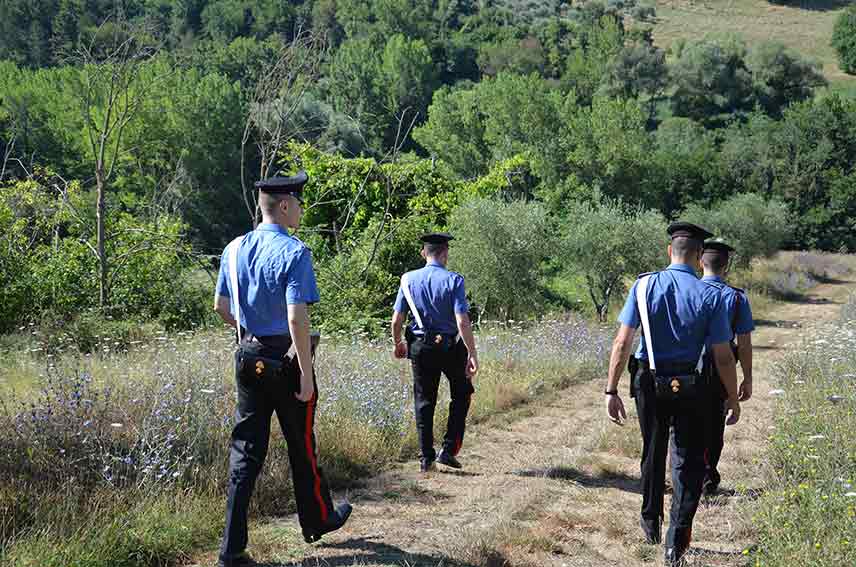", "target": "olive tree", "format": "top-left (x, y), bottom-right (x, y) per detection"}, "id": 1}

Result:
top-left (562, 198), bottom-right (667, 321)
